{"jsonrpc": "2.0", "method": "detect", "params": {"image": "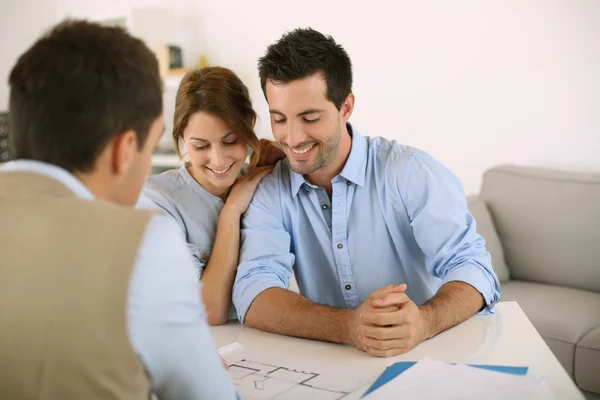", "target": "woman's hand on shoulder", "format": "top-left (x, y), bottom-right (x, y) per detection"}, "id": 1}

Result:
top-left (257, 139), bottom-right (285, 166)
top-left (223, 165), bottom-right (273, 216)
